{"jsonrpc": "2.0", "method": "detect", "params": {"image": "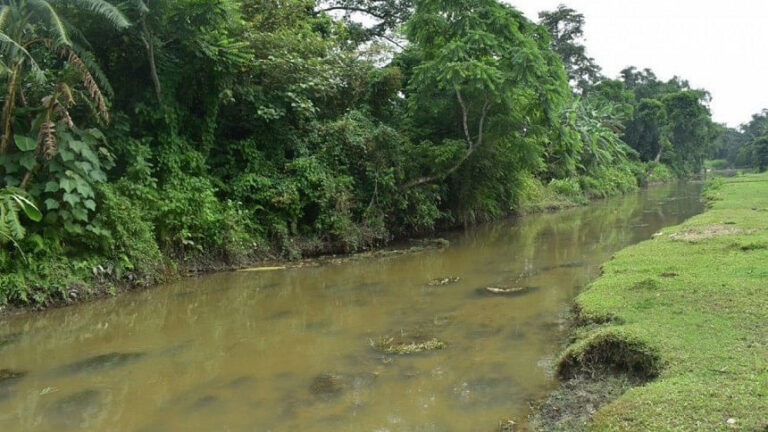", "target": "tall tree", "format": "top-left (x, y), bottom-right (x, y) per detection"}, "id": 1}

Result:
top-left (539, 4), bottom-right (601, 94)
top-left (402, 0), bottom-right (570, 190)
top-left (662, 90), bottom-right (717, 174)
